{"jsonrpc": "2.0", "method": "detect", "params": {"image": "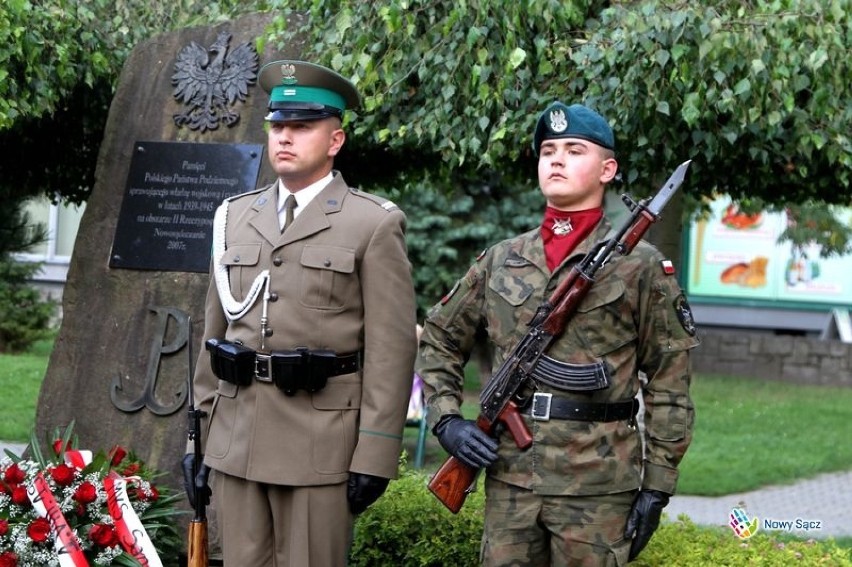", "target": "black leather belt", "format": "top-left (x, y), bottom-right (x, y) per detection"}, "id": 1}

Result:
top-left (525, 393), bottom-right (638, 423)
top-left (254, 350), bottom-right (360, 382)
